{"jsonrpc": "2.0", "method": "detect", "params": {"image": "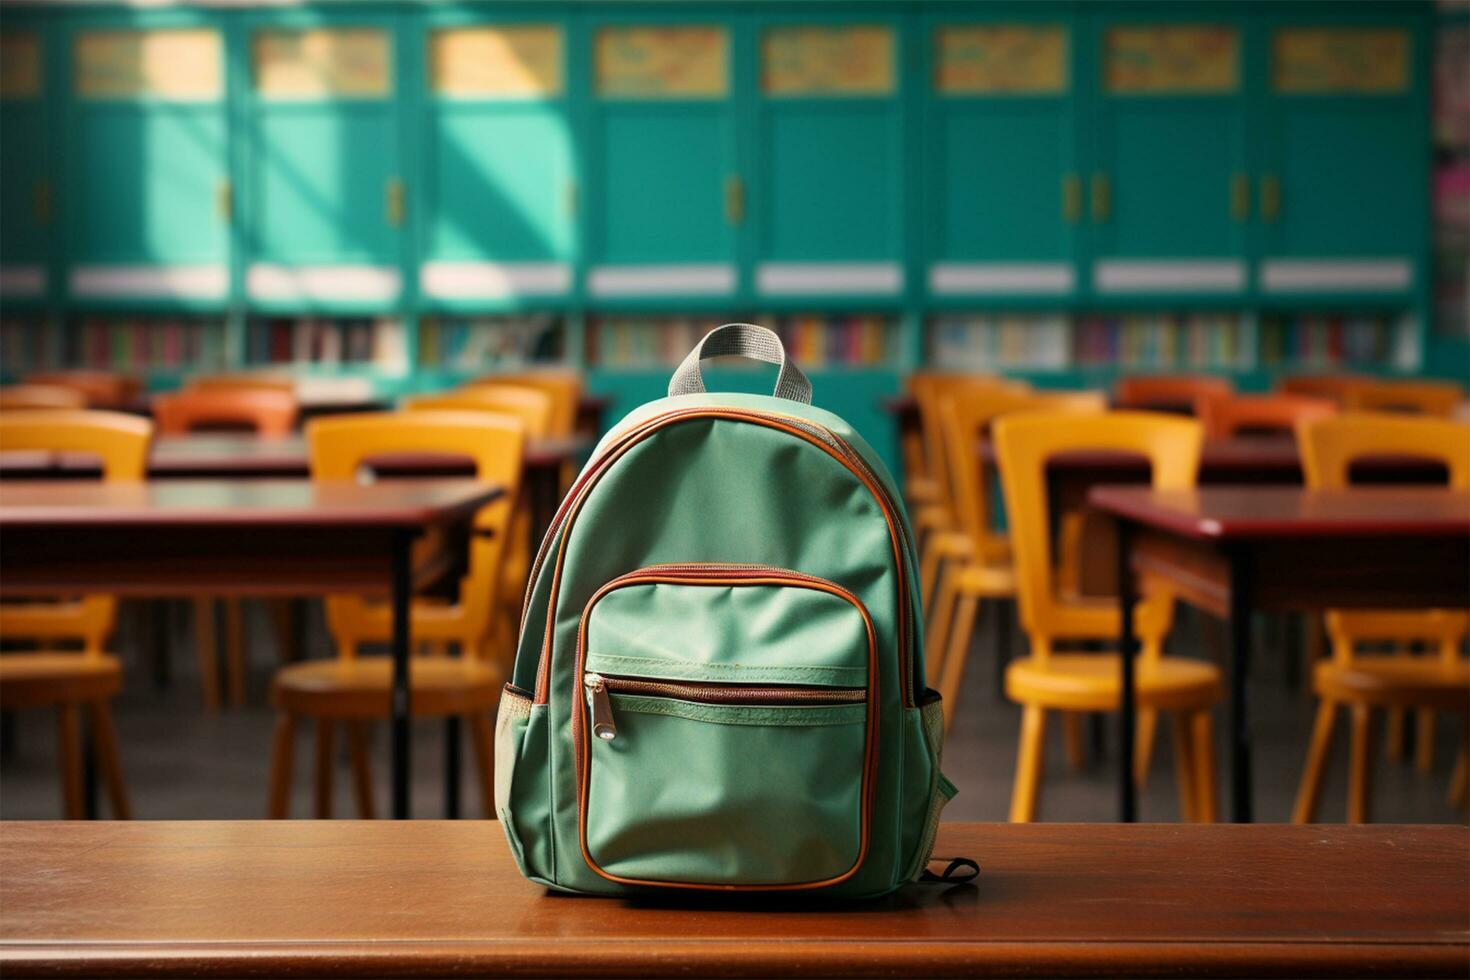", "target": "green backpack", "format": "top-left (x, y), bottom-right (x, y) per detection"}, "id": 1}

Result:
top-left (495, 324), bottom-right (955, 896)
